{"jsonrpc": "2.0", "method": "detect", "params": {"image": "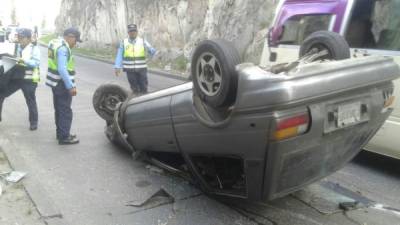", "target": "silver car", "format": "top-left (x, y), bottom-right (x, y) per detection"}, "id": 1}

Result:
top-left (93, 32), bottom-right (399, 201)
